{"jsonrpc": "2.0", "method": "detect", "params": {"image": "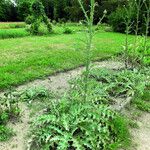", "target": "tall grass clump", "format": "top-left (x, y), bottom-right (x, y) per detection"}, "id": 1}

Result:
top-left (0, 29), bottom-right (29, 39)
top-left (0, 22), bottom-right (25, 29)
top-left (142, 1), bottom-right (150, 66)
